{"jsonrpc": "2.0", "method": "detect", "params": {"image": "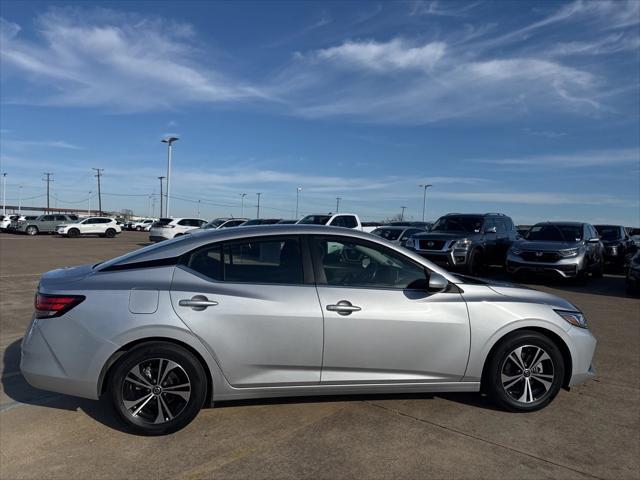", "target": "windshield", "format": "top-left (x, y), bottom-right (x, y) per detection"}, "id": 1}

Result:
top-left (371, 228), bottom-right (402, 241)
top-left (526, 224), bottom-right (583, 242)
top-left (595, 225), bottom-right (621, 241)
top-left (431, 216), bottom-right (483, 233)
top-left (298, 215), bottom-right (331, 225)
